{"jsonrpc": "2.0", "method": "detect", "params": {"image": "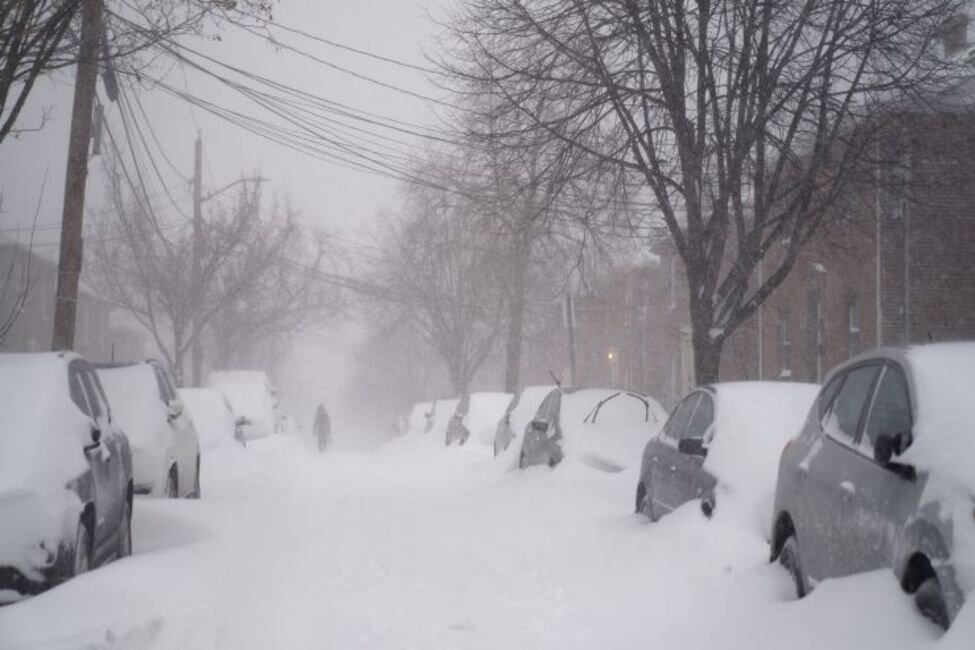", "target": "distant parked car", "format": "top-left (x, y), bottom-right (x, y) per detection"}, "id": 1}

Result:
top-left (96, 361), bottom-right (201, 499)
top-left (519, 388), bottom-right (664, 472)
top-left (427, 398), bottom-right (460, 441)
top-left (494, 385), bottom-right (556, 457)
top-left (770, 343), bottom-right (975, 629)
top-left (635, 382), bottom-right (818, 532)
top-left (179, 387), bottom-right (244, 450)
top-left (208, 370), bottom-right (281, 440)
top-left (445, 392), bottom-right (513, 446)
top-left (405, 402), bottom-right (433, 436)
top-left (0, 352), bottom-right (133, 602)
